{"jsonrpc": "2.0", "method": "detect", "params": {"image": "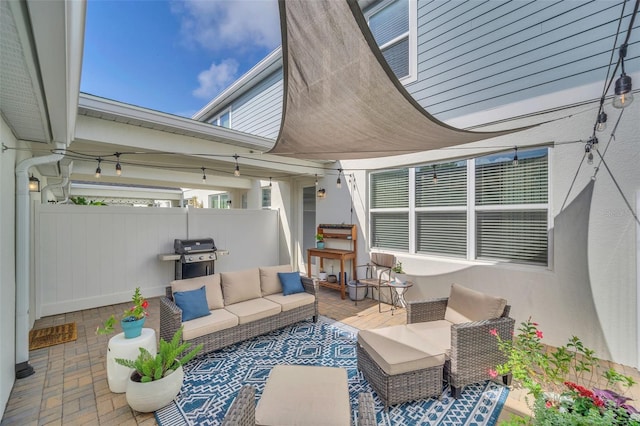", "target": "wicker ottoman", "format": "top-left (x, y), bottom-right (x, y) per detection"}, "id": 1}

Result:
top-left (357, 327), bottom-right (445, 408)
top-left (255, 365), bottom-right (351, 426)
